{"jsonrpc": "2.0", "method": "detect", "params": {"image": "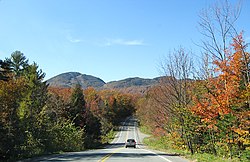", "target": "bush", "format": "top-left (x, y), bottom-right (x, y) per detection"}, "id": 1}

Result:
top-left (19, 131), bottom-right (44, 158)
top-left (101, 129), bottom-right (116, 144)
top-left (45, 121), bottom-right (84, 152)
